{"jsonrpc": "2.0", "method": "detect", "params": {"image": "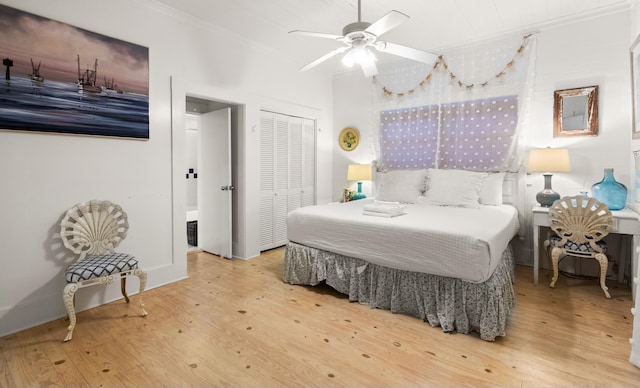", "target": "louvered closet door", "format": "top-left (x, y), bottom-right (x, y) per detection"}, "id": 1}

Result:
top-left (273, 115), bottom-right (289, 247)
top-left (259, 111), bottom-right (290, 250)
top-left (288, 117), bottom-right (303, 212)
top-left (301, 118), bottom-right (316, 206)
top-left (259, 111), bottom-right (316, 251)
top-left (288, 117), bottom-right (316, 209)
top-left (259, 113), bottom-right (275, 249)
